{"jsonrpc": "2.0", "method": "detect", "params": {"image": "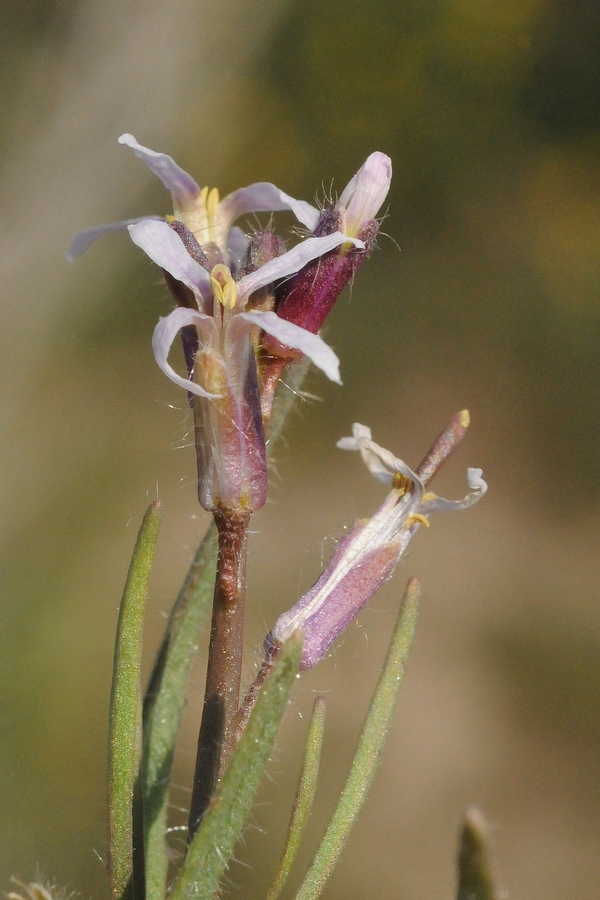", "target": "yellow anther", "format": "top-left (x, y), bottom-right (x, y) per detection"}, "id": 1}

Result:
top-left (165, 214), bottom-right (175, 223)
top-left (459, 409), bottom-right (470, 428)
top-left (422, 491), bottom-right (438, 503)
top-left (392, 471), bottom-right (413, 496)
top-left (210, 264), bottom-right (237, 309)
top-left (405, 513), bottom-right (430, 528)
top-left (206, 187), bottom-right (220, 220)
top-left (199, 186), bottom-right (209, 208)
